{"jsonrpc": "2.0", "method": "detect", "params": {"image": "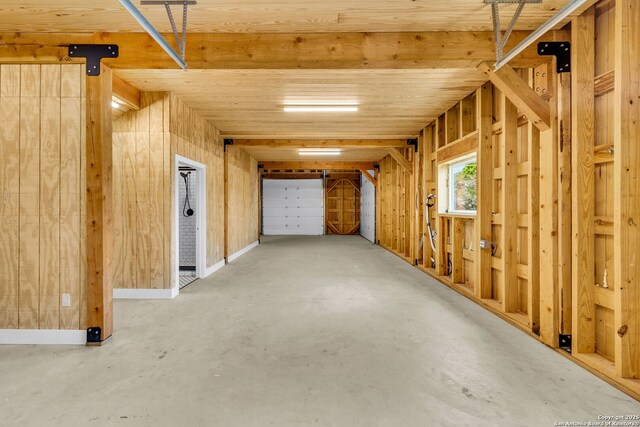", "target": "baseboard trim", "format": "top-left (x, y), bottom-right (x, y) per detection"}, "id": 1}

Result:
top-left (0, 329), bottom-right (86, 345)
top-left (113, 287), bottom-right (179, 300)
top-left (228, 240), bottom-right (259, 263)
top-left (203, 259), bottom-right (226, 278)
